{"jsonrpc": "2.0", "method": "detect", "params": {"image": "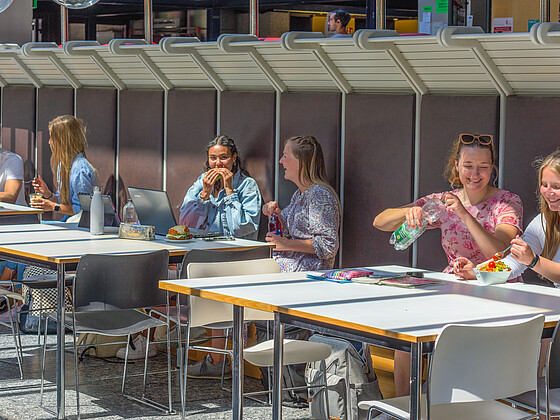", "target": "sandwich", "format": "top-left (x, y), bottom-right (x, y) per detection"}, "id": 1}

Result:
top-left (166, 225), bottom-right (193, 240)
